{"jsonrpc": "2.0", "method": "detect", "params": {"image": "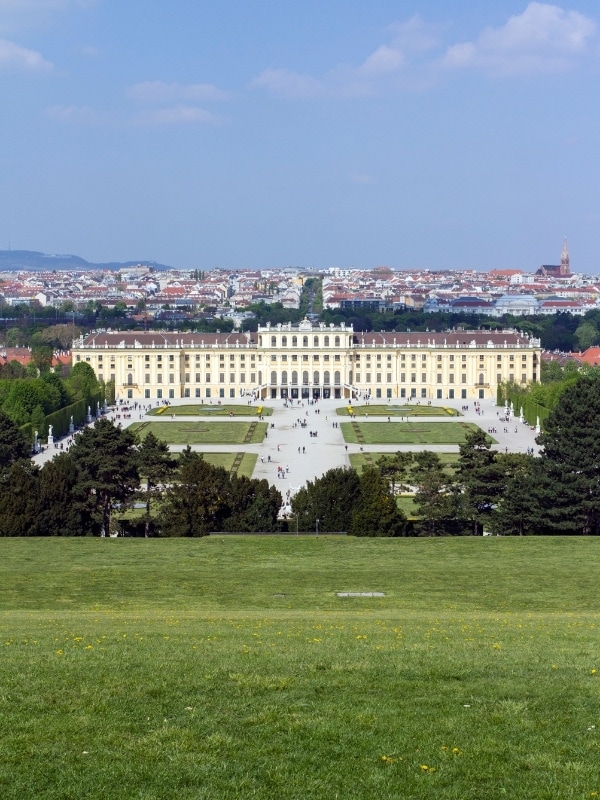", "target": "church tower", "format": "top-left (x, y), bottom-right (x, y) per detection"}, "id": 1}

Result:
top-left (560, 237), bottom-right (570, 276)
